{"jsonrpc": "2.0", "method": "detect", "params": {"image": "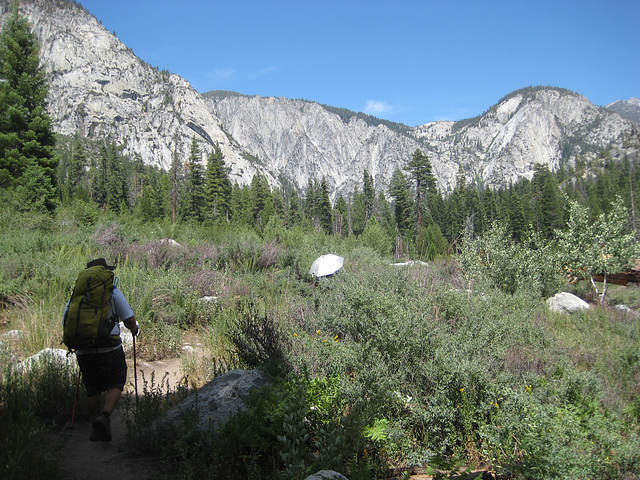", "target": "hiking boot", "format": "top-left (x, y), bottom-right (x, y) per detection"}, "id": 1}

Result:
top-left (89, 414), bottom-right (112, 442)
